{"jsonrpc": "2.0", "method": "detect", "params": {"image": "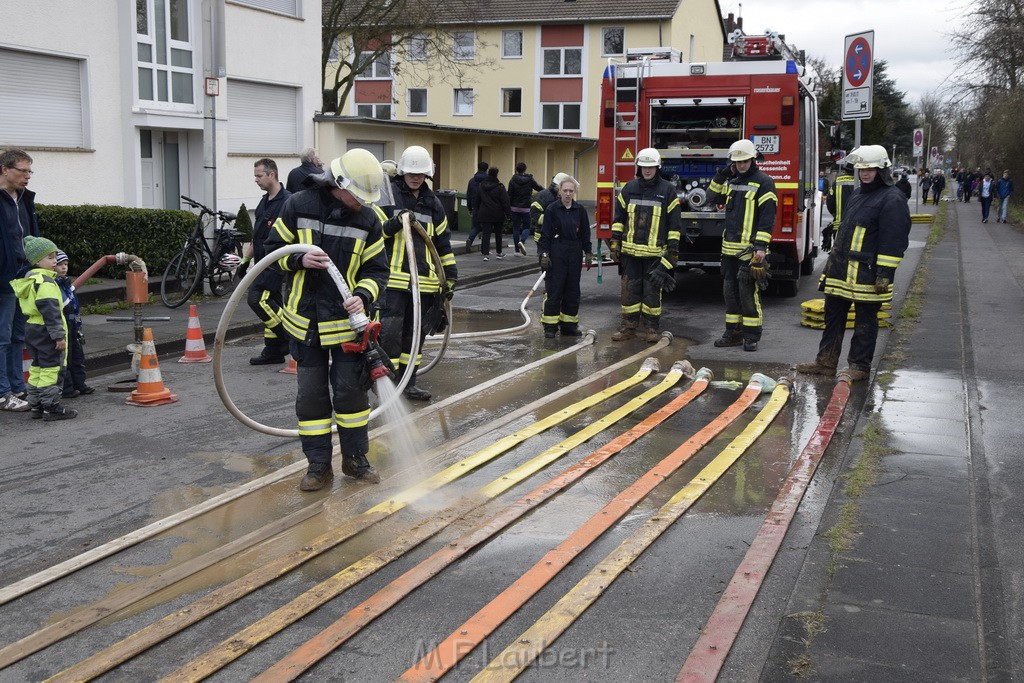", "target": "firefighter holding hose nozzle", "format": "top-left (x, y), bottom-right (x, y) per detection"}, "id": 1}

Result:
top-left (264, 148), bottom-right (390, 491)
